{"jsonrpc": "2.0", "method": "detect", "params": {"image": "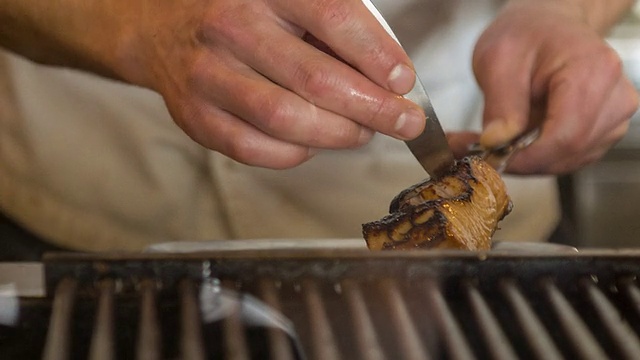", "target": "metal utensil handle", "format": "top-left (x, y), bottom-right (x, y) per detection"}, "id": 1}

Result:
top-left (468, 128), bottom-right (541, 173)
